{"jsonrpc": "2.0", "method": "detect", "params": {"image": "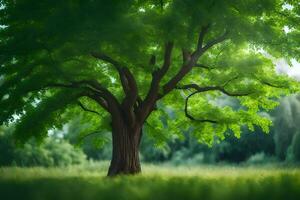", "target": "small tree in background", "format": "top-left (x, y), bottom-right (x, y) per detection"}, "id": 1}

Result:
top-left (0, 0), bottom-right (299, 176)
